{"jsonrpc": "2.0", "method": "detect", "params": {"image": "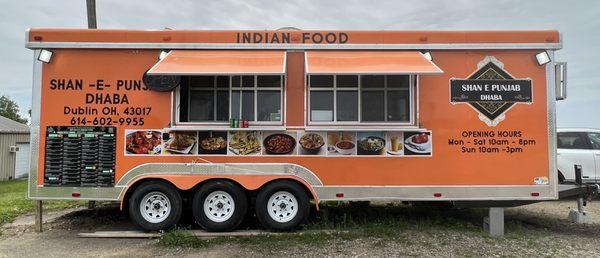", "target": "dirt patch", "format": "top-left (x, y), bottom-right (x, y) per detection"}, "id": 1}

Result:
top-left (1, 201), bottom-right (600, 257)
top-left (3, 207), bottom-right (86, 228)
